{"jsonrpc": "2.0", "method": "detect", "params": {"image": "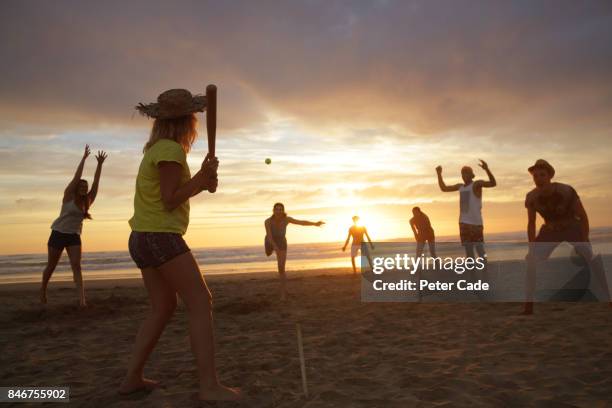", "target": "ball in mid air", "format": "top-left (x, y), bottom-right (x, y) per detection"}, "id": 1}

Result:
top-left (265, 158), bottom-right (272, 165)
